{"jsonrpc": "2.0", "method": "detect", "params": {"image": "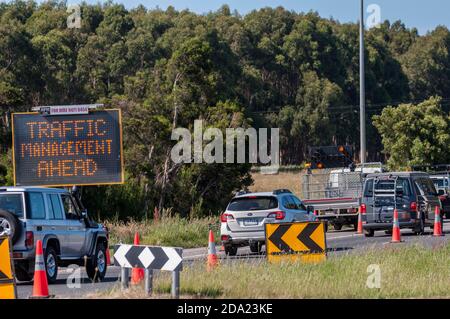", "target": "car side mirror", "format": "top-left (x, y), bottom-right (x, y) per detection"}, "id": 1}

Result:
top-left (81, 209), bottom-right (88, 219)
